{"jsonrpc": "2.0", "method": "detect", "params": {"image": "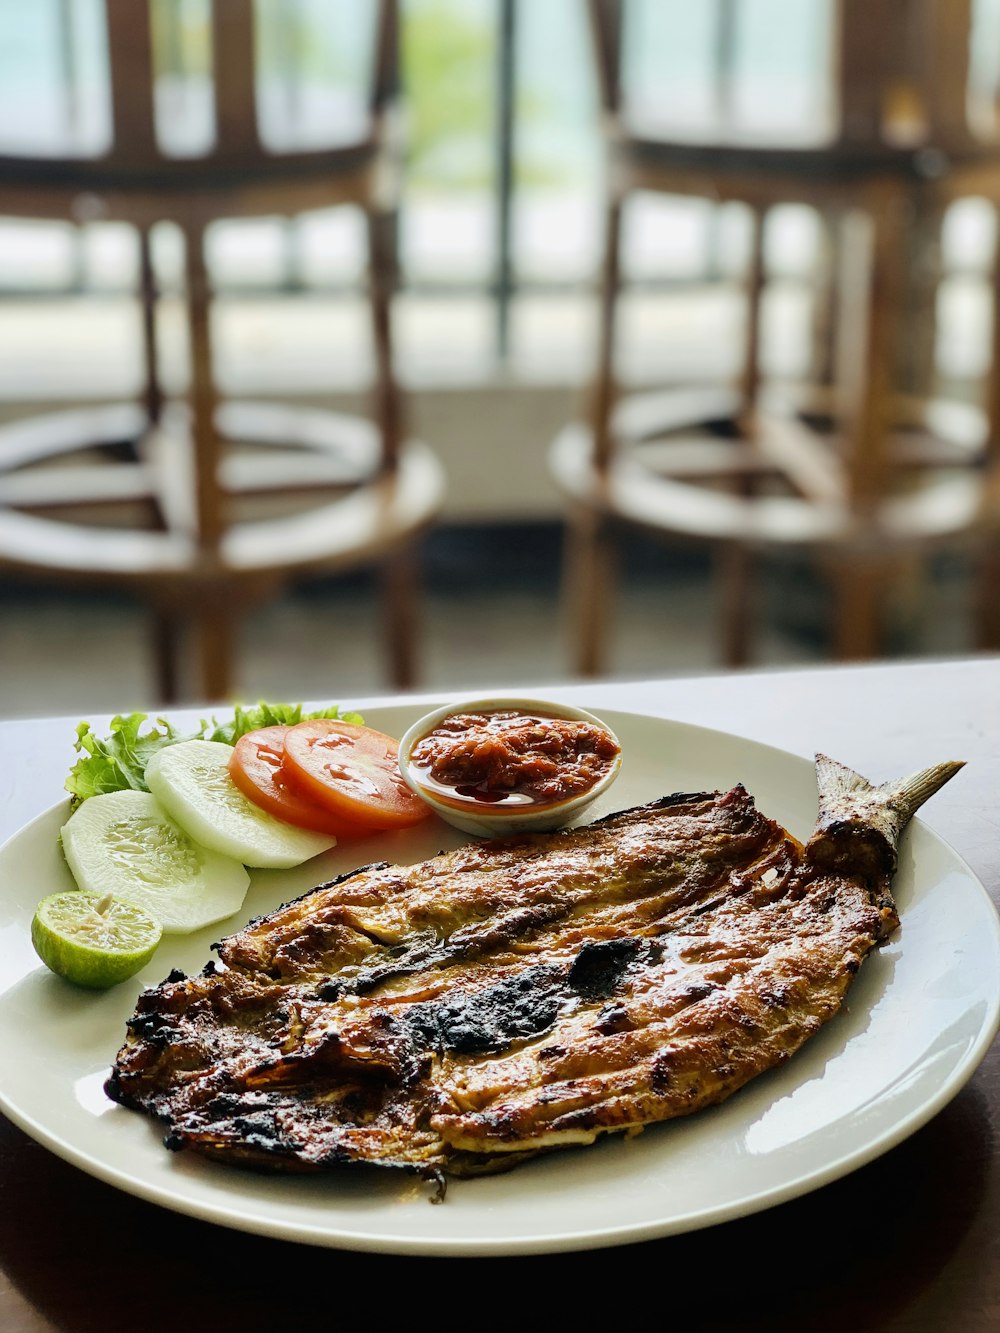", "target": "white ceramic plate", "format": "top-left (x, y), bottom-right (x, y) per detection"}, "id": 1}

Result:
top-left (0, 706), bottom-right (997, 1257)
